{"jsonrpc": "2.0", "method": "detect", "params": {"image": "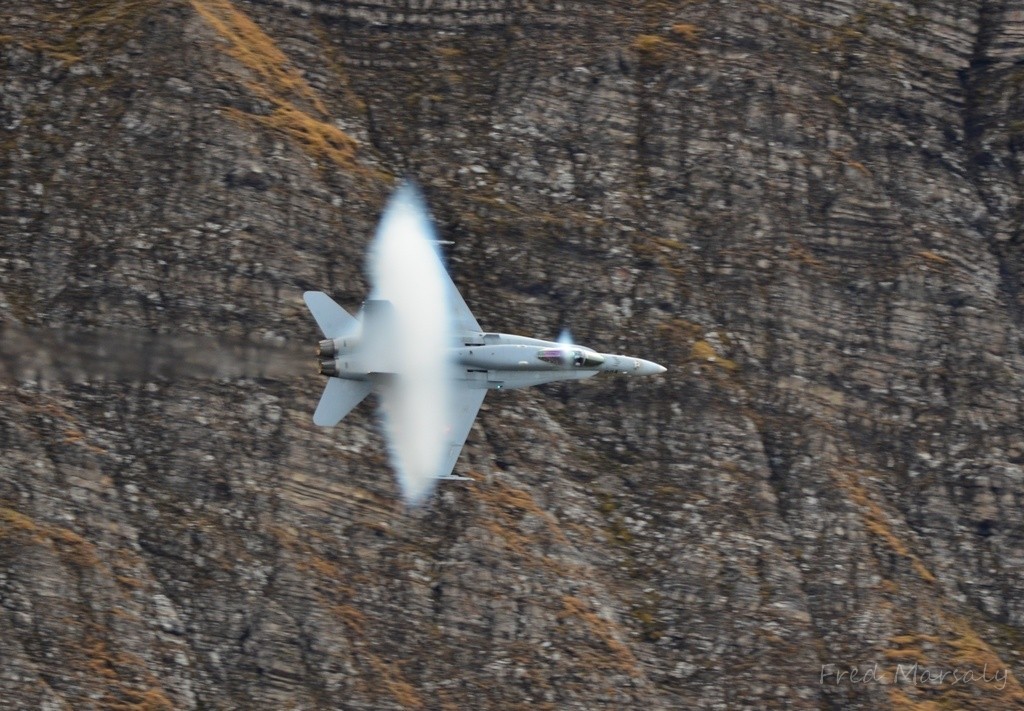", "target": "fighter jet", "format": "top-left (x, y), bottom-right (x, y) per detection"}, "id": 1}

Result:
top-left (304, 183), bottom-right (665, 505)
